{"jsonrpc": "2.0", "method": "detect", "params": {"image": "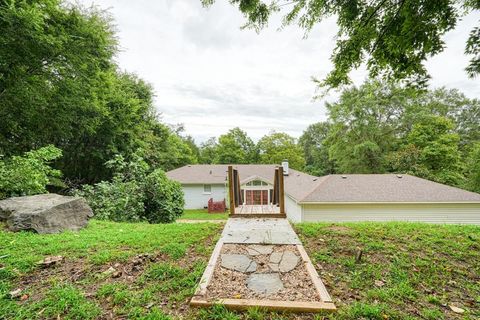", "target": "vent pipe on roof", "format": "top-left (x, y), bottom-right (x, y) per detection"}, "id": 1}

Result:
top-left (281, 160), bottom-right (289, 176)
